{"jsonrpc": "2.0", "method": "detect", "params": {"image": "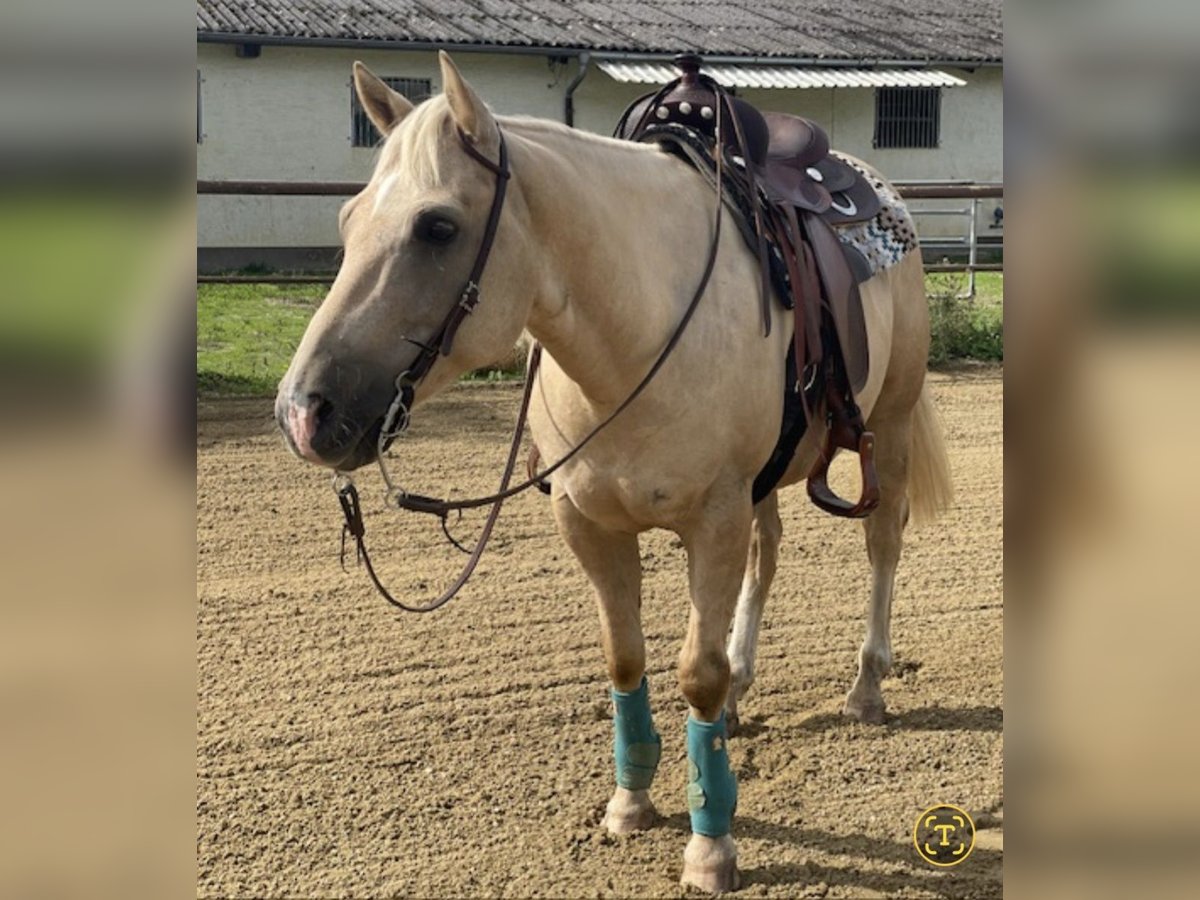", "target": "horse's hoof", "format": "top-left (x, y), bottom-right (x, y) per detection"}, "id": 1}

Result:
top-left (681, 833), bottom-right (740, 894)
top-left (842, 694), bottom-right (886, 725)
top-left (602, 787), bottom-right (657, 834)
